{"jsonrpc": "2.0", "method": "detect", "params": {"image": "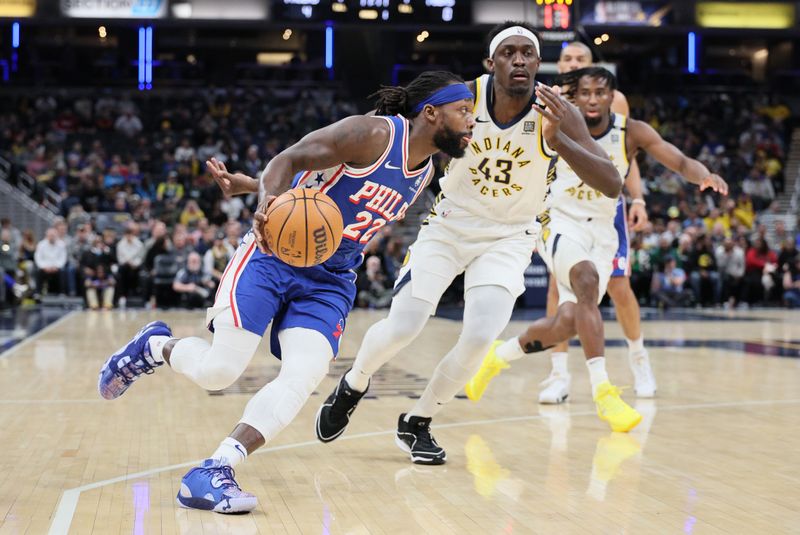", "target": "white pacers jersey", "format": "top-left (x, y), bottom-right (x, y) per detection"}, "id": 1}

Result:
top-left (439, 74), bottom-right (554, 226)
top-left (548, 113), bottom-right (629, 221)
